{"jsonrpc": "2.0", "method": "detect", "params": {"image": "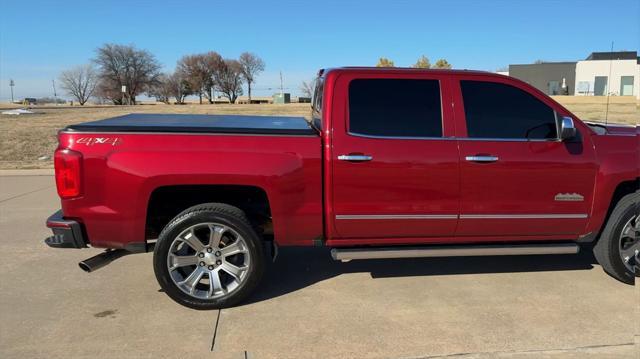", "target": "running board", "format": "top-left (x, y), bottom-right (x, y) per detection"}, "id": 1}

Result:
top-left (331, 243), bottom-right (579, 262)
